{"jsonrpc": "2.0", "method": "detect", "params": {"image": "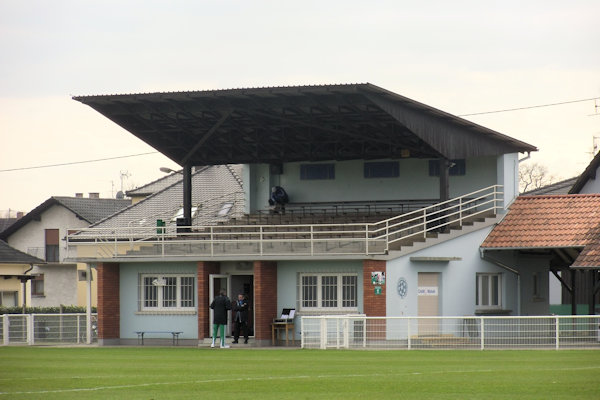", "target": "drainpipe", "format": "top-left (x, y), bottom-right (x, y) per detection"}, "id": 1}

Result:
top-left (22, 264), bottom-right (34, 313)
top-left (480, 251), bottom-right (521, 316)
